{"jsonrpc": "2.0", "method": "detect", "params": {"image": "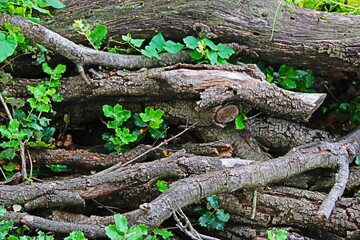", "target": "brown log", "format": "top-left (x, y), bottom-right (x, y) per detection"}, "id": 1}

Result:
top-left (40, 0), bottom-right (360, 77)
